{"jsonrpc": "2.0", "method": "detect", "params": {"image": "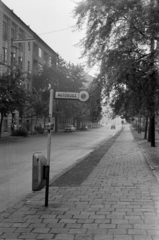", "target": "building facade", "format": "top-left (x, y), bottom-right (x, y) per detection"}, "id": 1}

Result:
top-left (0, 0), bottom-right (58, 136)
